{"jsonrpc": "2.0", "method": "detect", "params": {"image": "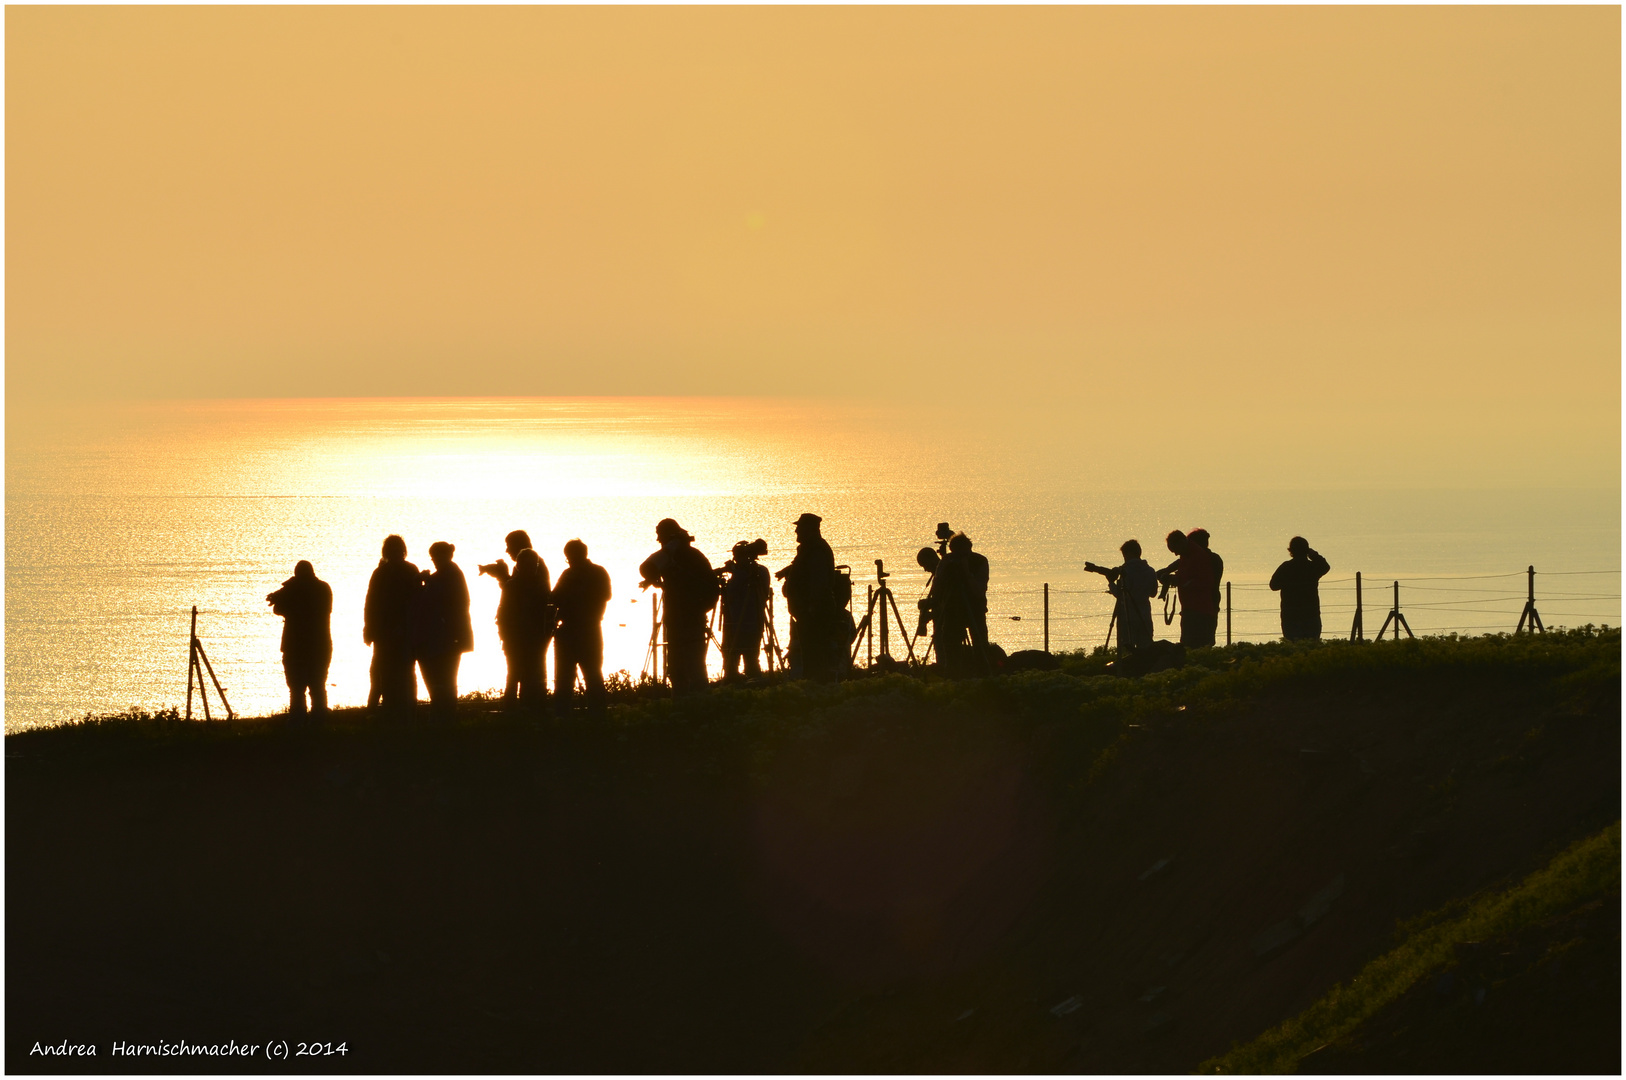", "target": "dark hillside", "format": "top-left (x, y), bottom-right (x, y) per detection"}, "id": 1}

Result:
top-left (7, 631), bottom-right (1618, 1073)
